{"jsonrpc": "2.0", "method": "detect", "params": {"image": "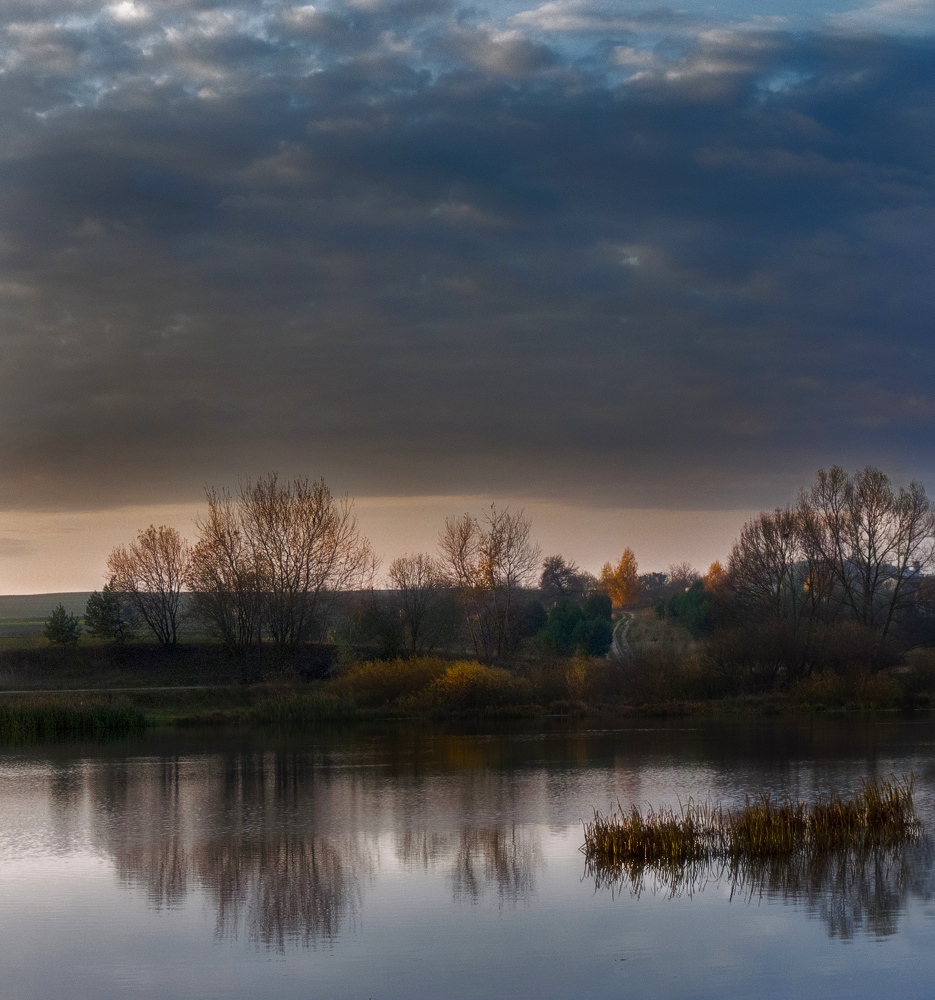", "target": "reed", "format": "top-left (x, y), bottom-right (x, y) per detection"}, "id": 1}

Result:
top-left (249, 691), bottom-right (360, 725)
top-left (582, 776), bottom-right (921, 880)
top-left (0, 695), bottom-right (148, 741)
